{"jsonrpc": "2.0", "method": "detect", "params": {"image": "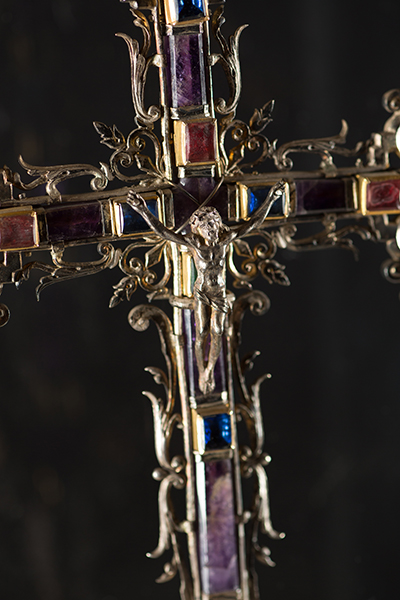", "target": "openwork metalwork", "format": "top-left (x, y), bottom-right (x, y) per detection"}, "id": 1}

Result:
top-left (2, 1), bottom-right (400, 600)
